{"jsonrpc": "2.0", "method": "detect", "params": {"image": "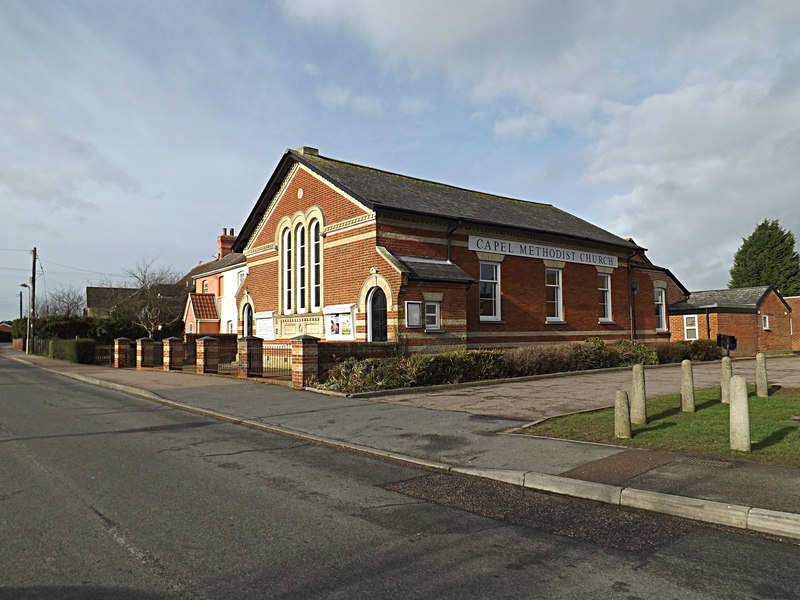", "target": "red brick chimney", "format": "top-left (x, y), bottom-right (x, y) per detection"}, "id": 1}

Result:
top-left (217, 228), bottom-right (236, 258)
